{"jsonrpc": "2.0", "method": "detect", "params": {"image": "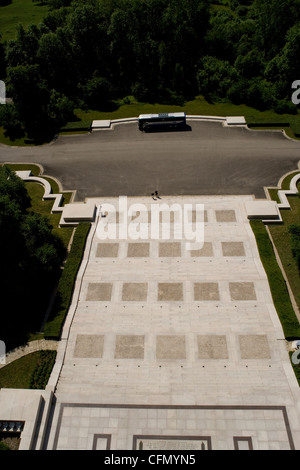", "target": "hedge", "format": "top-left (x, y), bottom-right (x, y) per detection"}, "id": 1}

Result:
top-left (250, 220), bottom-right (300, 339)
top-left (290, 121), bottom-right (300, 137)
top-left (247, 122), bottom-right (290, 128)
top-left (246, 120), bottom-right (300, 137)
top-left (59, 121), bottom-right (92, 132)
top-left (43, 222), bottom-right (91, 339)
